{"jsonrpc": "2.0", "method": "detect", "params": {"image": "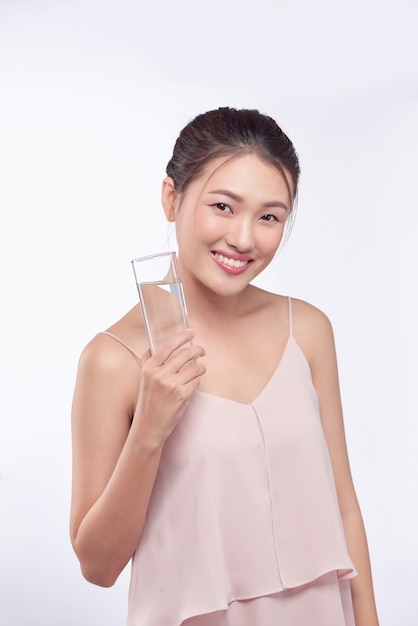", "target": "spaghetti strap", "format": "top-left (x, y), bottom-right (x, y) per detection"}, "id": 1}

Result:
top-left (287, 296), bottom-right (293, 337)
top-left (99, 331), bottom-right (142, 361)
